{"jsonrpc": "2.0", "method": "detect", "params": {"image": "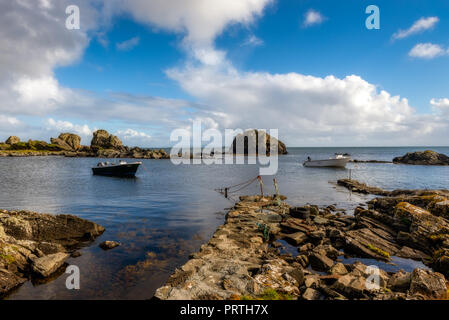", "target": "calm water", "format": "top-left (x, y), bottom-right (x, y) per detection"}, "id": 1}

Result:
top-left (1, 147), bottom-right (449, 299)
